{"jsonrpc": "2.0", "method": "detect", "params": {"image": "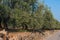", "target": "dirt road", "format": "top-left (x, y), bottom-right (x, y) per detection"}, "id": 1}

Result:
top-left (45, 30), bottom-right (60, 40)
